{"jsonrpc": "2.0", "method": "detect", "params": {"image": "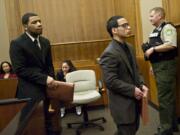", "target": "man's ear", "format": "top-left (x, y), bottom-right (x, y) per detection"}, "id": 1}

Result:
top-left (24, 24), bottom-right (28, 31)
top-left (112, 27), bottom-right (117, 35)
top-left (157, 13), bottom-right (163, 20)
